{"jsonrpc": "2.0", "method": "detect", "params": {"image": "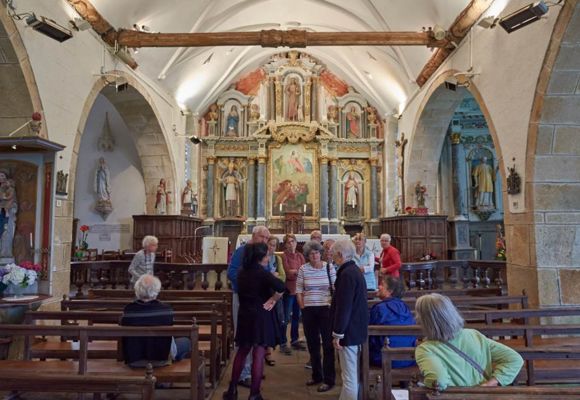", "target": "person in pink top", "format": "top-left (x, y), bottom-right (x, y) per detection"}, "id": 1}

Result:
top-left (379, 233), bottom-right (402, 278)
top-left (280, 233), bottom-right (307, 354)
